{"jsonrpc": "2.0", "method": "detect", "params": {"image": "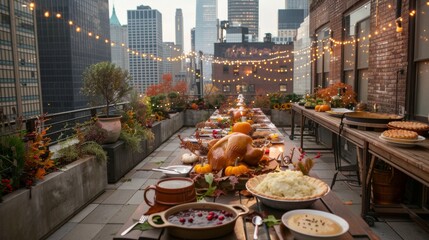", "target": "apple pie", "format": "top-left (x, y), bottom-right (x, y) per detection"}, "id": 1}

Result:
top-left (388, 121), bottom-right (429, 132)
top-left (382, 129), bottom-right (418, 140)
